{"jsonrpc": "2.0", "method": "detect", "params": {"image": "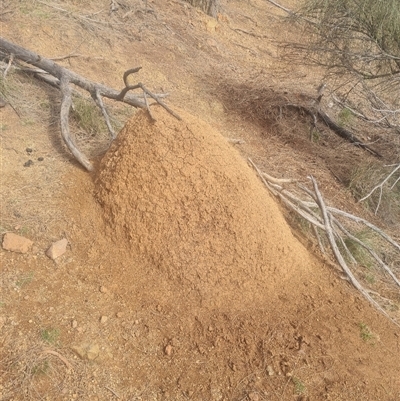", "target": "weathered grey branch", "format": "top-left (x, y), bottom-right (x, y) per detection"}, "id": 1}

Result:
top-left (59, 75), bottom-right (93, 171)
top-left (309, 176), bottom-right (395, 323)
top-left (0, 36), bottom-right (177, 170)
top-left (249, 159), bottom-right (400, 326)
